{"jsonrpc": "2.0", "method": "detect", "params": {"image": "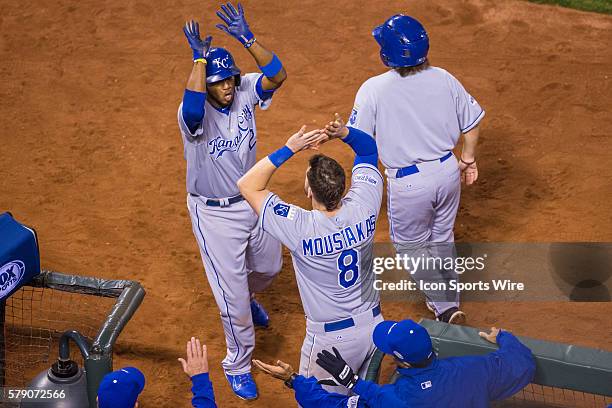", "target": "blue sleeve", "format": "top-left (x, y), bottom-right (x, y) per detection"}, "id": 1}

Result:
top-left (352, 379), bottom-right (403, 407)
top-left (293, 376), bottom-right (367, 408)
top-left (182, 89), bottom-right (206, 134)
top-left (255, 74), bottom-right (275, 101)
top-left (190, 373), bottom-right (217, 408)
top-left (342, 127), bottom-right (378, 167)
top-left (485, 331), bottom-right (536, 401)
